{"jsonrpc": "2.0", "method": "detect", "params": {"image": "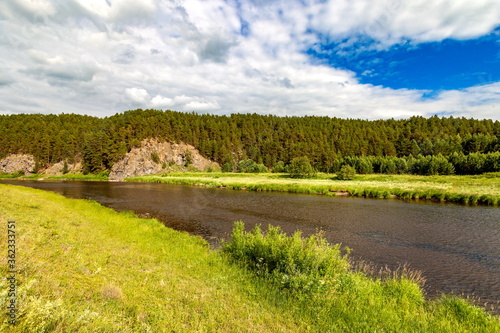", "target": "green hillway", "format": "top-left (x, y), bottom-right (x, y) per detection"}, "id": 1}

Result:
top-left (1, 184), bottom-right (499, 332)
